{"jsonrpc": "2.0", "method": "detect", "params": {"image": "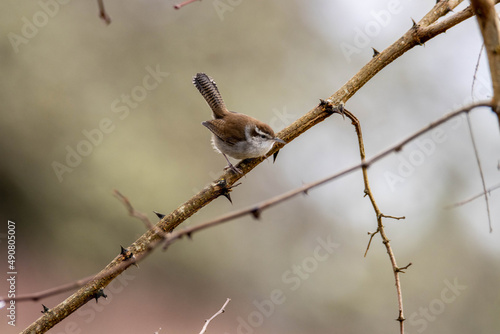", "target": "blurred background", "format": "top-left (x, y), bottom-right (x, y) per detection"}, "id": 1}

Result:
top-left (1, 0), bottom-right (499, 333)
